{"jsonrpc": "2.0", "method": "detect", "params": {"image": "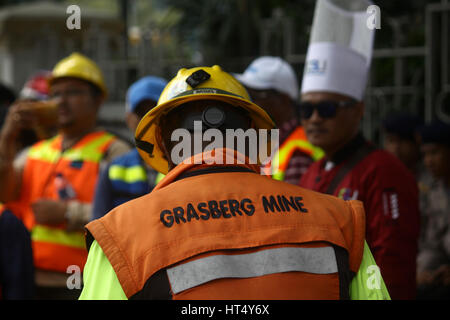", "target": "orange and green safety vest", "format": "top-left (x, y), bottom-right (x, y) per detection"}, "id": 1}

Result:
top-left (265, 126), bottom-right (324, 181)
top-left (19, 131), bottom-right (116, 273)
